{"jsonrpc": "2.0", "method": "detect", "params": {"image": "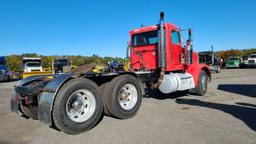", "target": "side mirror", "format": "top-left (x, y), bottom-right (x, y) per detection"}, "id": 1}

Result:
top-left (126, 42), bottom-right (131, 59)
